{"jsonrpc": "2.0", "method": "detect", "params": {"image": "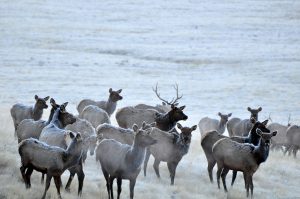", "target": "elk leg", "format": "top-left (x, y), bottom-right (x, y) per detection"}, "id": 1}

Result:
top-left (129, 179), bottom-right (136, 199)
top-left (249, 175), bottom-right (254, 199)
top-left (167, 161), bottom-right (178, 185)
top-left (208, 159), bottom-right (216, 183)
top-left (153, 159), bottom-right (161, 178)
top-left (77, 163), bottom-right (85, 196)
top-left (25, 166), bottom-right (33, 189)
top-left (221, 168), bottom-right (229, 192)
top-left (41, 174), bottom-right (52, 199)
top-left (54, 176), bottom-right (62, 199)
top-left (244, 173), bottom-right (250, 198)
top-left (102, 169), bottom-right (110, 199)
top-left (143, 149), bottom-right (151, 177)
top-left (231, 170), bottom-right (237, 186)
top-left (20, 166), bottom-right (27, 185)
top-left (41, 173), bottom-right (45, 184)
top-left (65, 169), bottom-right (76, 192)
top-left (216, 163), bottom-right (223, 189)
top-left (117, 178), bottom-right (122, 199)
top-left (109, 176), bottom-right (115, 199)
